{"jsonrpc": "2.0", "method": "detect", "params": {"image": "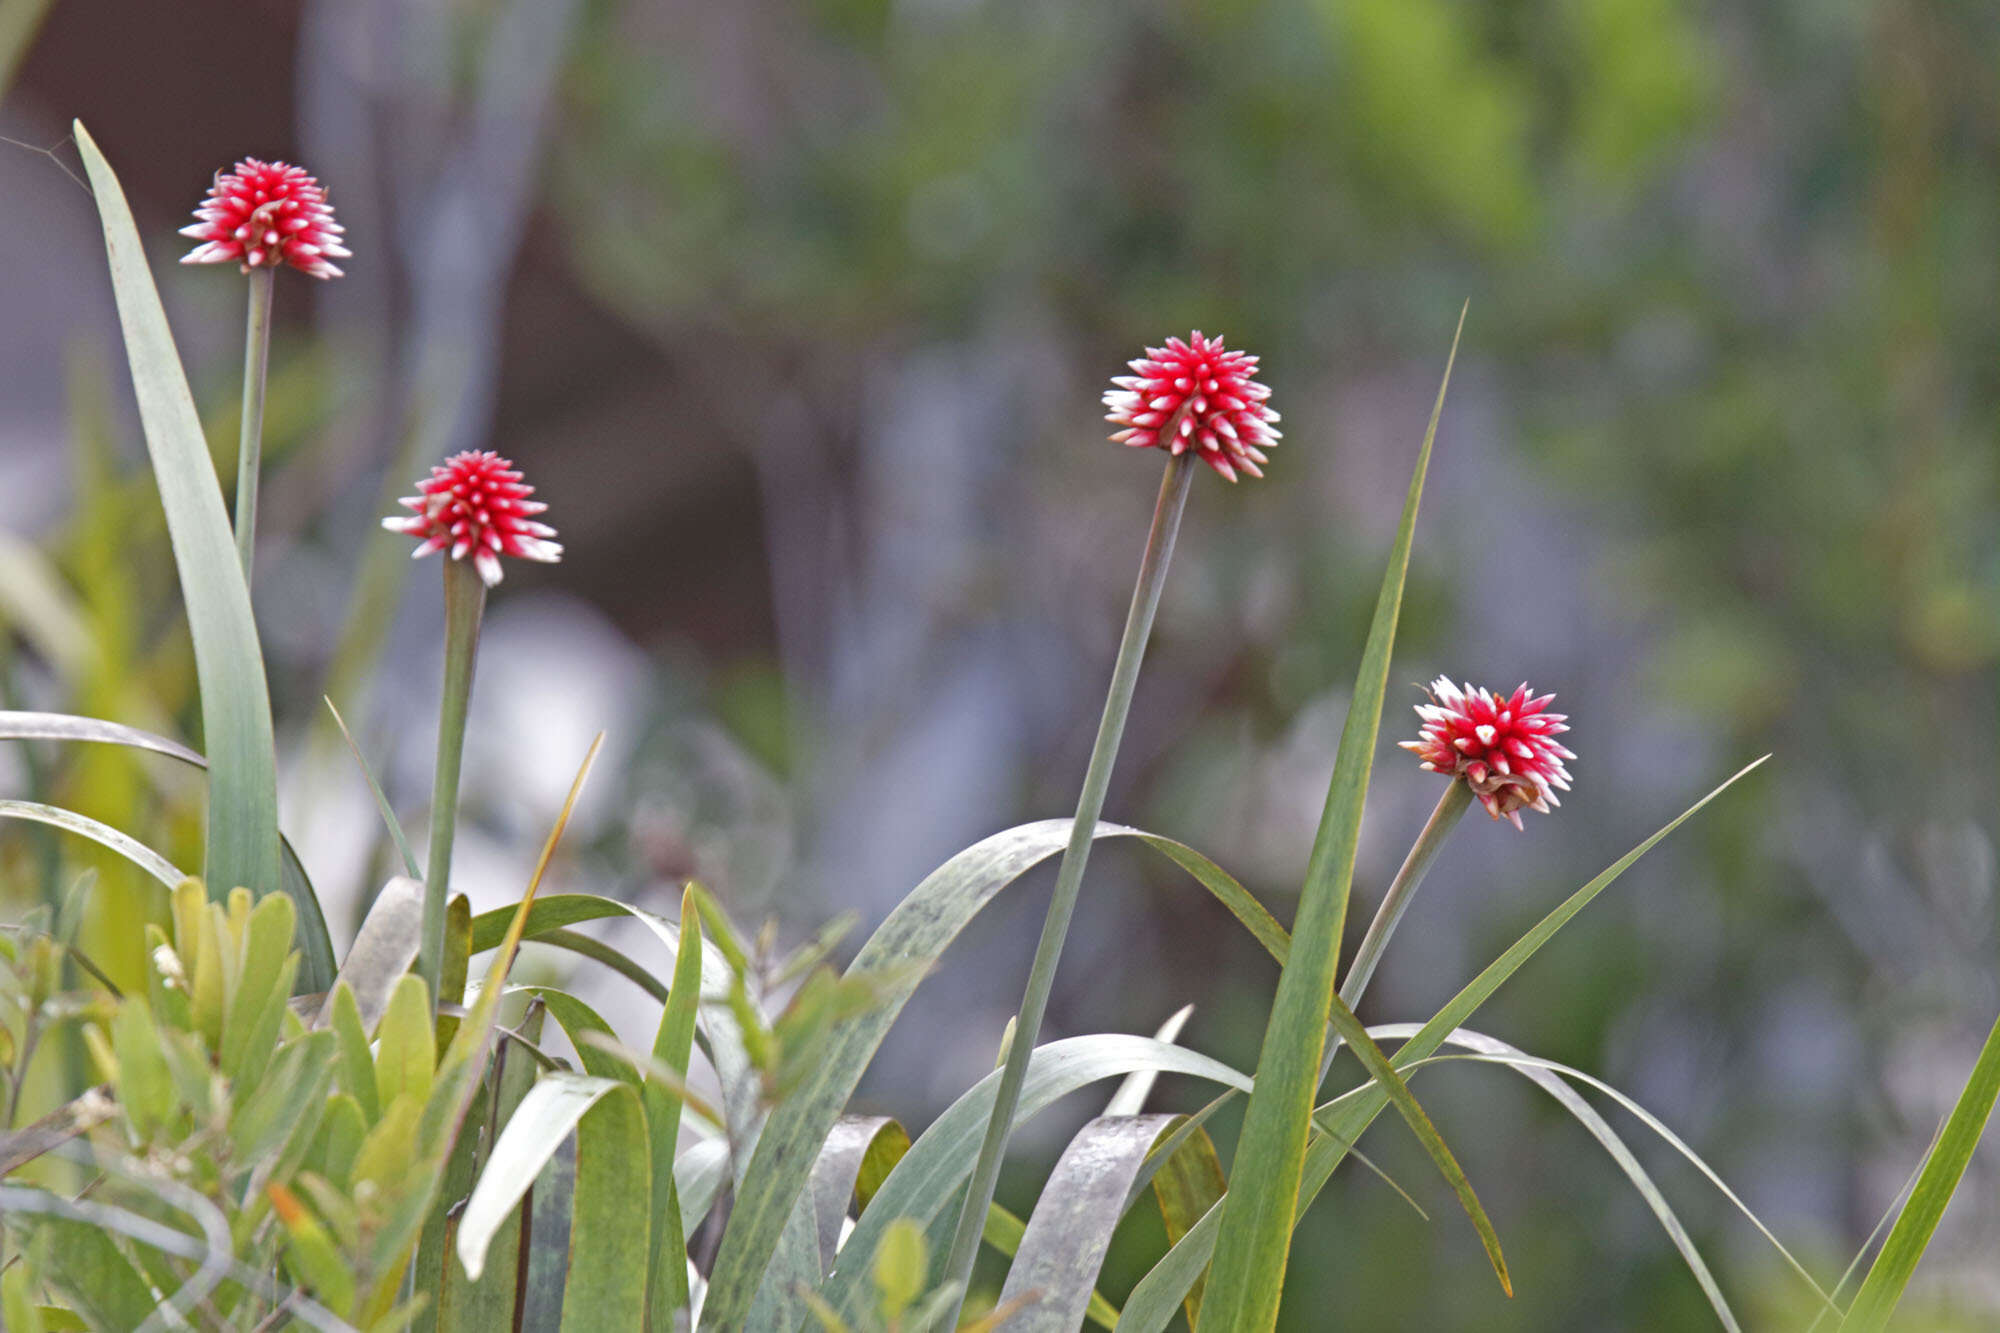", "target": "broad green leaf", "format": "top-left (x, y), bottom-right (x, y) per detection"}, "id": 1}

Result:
top-left (817, 1034), bottom-right (1251, 1327)
top-left (562, 1077), bottom-right (651, 1332)
top-left (874, 1219), bottom-right (927, 1324)
top-left (75, 125), bottom-right (283, 914)
top-left (1199, 314), bottom-right (1461, 1333)
top-left (996, 1114), bottom-right (1178, 1332)
top-left (1841, 1006), bottom-right (2000, 1332)
top-left (35, 1217), bottom-right (157, 1332)
top-left (1116, 758), bottom-right (1771, 1333)
top-left (981, 1202), bottom-right (1121, 1330)
top-left (702, 820), bottom-right (1271, 1330)
top-left (809, 1117), bottom-right (910, 1273)
top-left (375, 974), bottom-right (437, 1109)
